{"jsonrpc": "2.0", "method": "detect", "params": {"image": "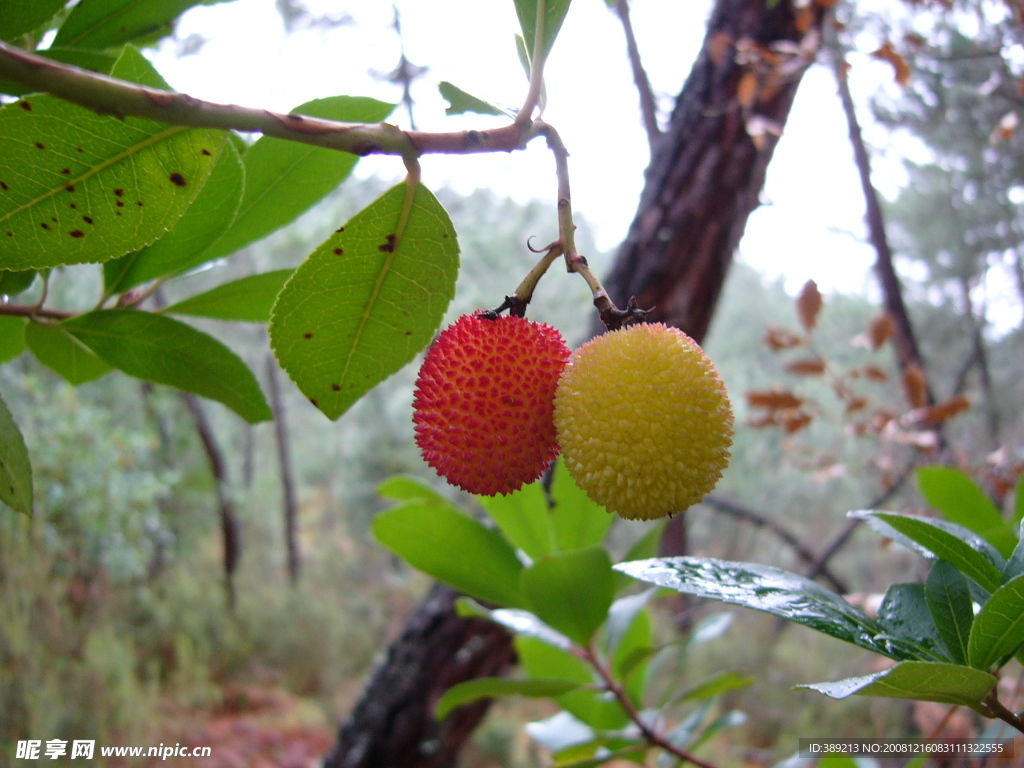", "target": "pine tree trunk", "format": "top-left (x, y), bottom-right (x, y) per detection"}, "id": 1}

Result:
top-left (328, 1), bottom-right (824, 764)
